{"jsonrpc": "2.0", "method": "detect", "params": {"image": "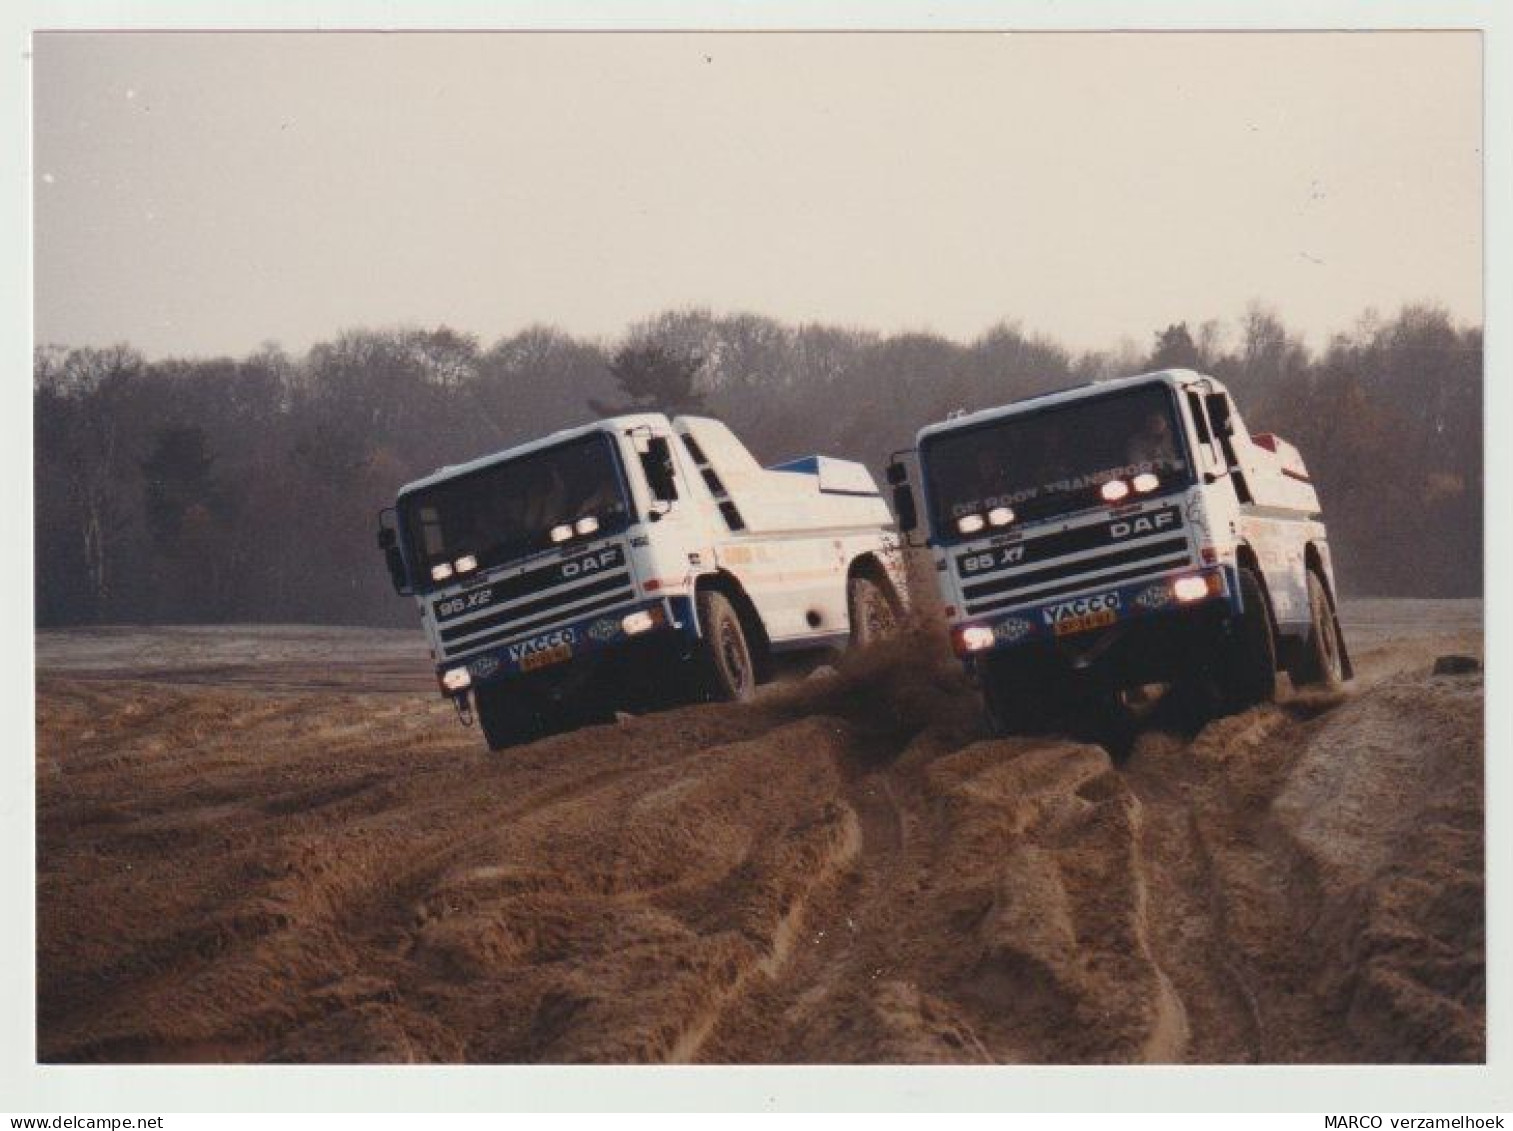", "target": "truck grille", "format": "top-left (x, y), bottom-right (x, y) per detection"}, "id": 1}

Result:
top-left (434, 544), bottom-right (636, 660)
top-left (958, 508), bottom-right (1192, 616)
